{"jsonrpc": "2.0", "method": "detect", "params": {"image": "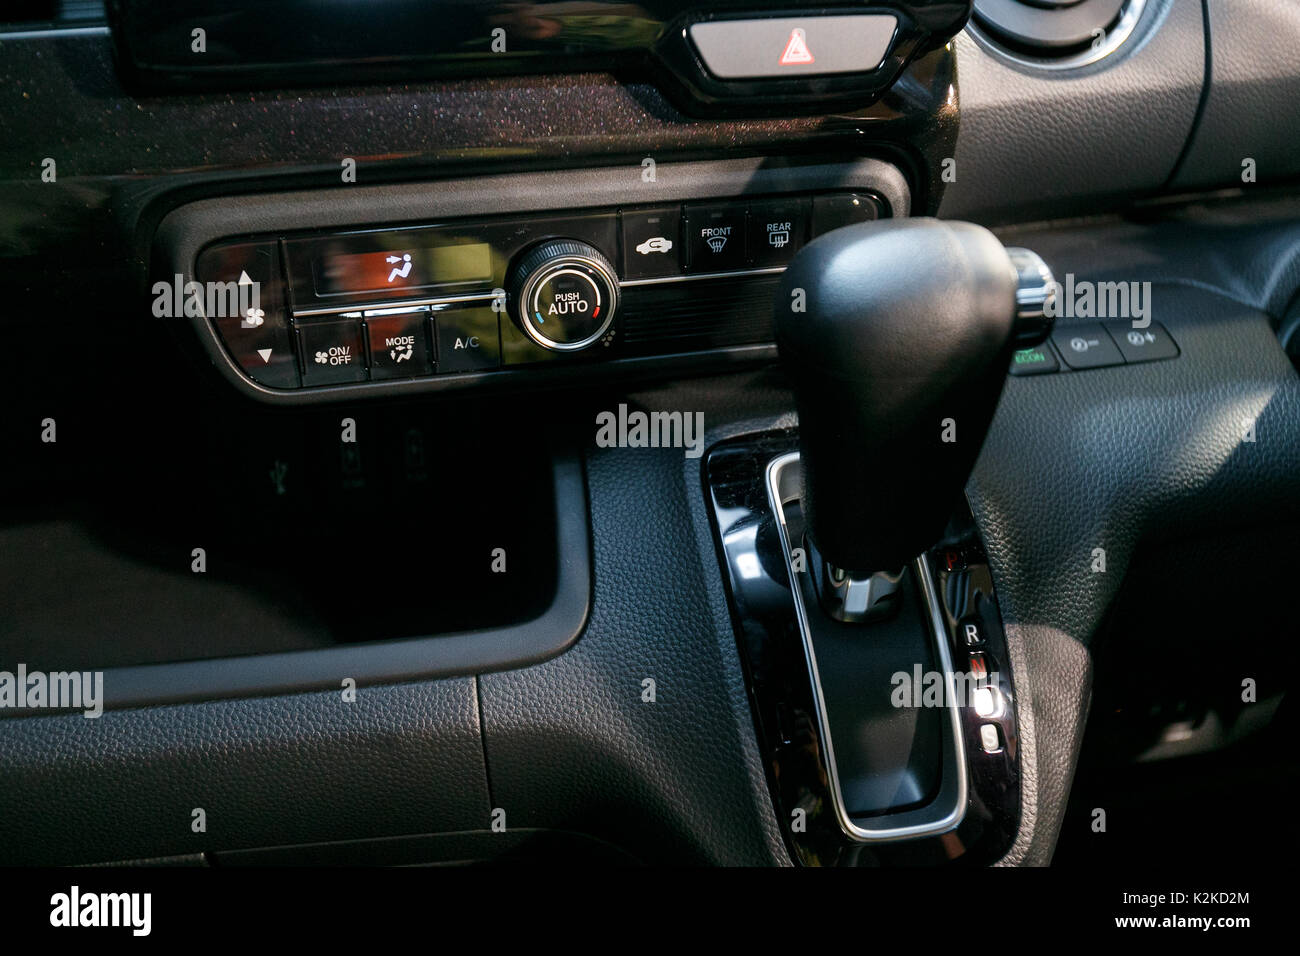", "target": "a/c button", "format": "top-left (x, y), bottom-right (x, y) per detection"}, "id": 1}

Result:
top-left (434, 306), bottom-right (501, 373)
